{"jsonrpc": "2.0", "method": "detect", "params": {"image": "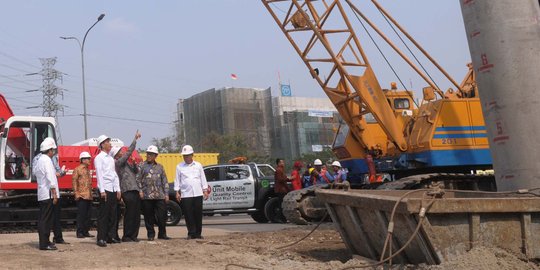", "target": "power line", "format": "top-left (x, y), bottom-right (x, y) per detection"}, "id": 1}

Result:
top-left (0, 84), bottom-right (38, 91)
top-left (0, 50), bottom-right (41, 69)
top-left (86, 113), bottom-right (171, 125)
top-left (0, 78), bottom-right (42, 84)
top-left (0, 62), bottom-right (33, 74)
top-left (61, 94), bottom-right (174, 119)
top-left (4, 96), bottom-right (41, 105)
top-left (64, 73), bottom-right (179, 100)
top-left (0, 73), bottom-right (41, 88)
